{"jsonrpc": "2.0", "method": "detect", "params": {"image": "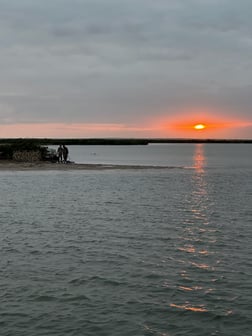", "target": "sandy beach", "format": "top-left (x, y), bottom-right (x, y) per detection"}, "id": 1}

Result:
top-left (0, 160), bottom-right (172, 171)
